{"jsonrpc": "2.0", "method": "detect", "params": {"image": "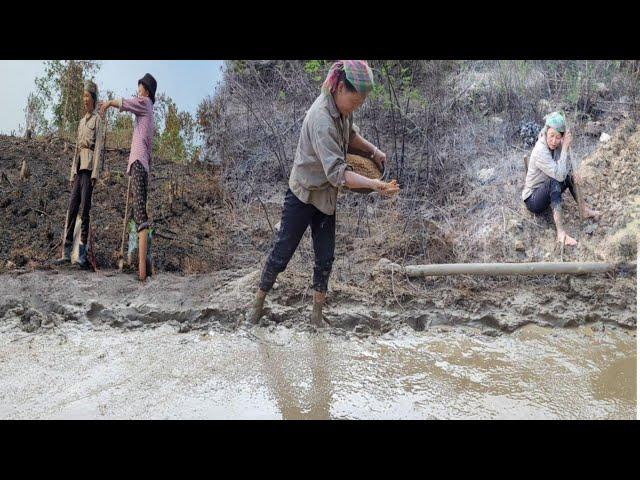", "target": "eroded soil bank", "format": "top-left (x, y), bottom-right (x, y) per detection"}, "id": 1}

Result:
top-left (0, 267), bottom-right (635, 335)
top-left (0, 269), bottom-right (636, 419)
